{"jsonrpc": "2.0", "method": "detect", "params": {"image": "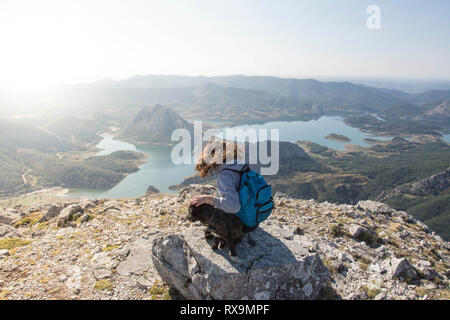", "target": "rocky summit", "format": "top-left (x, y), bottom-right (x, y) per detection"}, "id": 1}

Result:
top-left (0, 185), bottom-right (449, 300)
top-left (152, 225), bottom-right (330, 300)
